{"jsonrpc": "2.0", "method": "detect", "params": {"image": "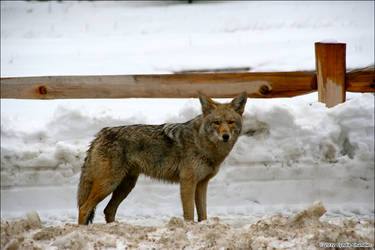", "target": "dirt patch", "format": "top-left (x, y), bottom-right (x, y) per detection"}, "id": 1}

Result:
top-left (1, 202), bottom-right (374, 249)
